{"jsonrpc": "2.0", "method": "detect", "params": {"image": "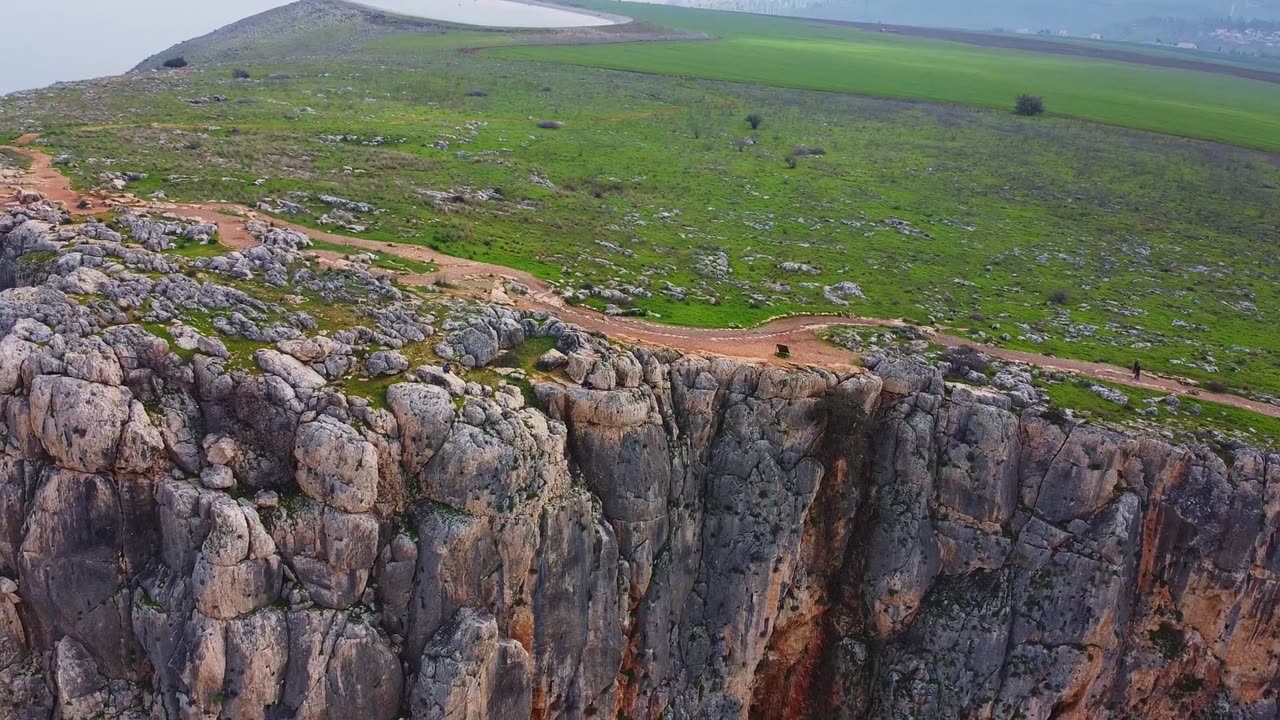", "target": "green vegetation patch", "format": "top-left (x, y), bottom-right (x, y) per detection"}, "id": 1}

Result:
top-left (1171, 676), bottom-right (1206, 696)
top-left (494, 1), bottom-right (1280, 153)
top-left (0, 146), bottom-right (31, 169)
top-left (164, 237), bottom-right (229, 259)
top-left (6, 24), bottom-right (1278, 401)
top-left (492, 335), bottom-right (557, 371)
top-left (141, 323), bottom-right (199, 363)
top-left (308, 239), bottom-right (436, 273)
top-left (335, 340), bottom-right (442, 409)
top-left (1149, 623), bottom-right (1186, 660)
top-left (1044, 377), bottom-right (1279, 448)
